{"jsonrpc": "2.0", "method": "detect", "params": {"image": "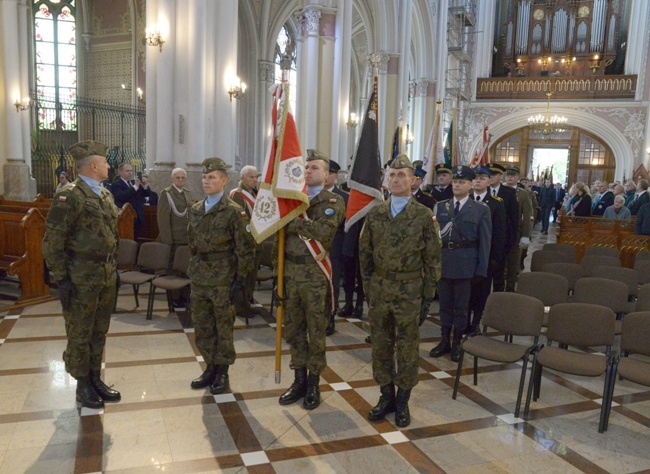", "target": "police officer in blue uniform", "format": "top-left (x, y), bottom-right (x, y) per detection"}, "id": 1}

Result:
top-left (411, 161), bottom-right (435, 209)
top-left (430, 164), bottom-right (453, 203)
top-left (467, 166), bottom-right (506, 334)
top-left (430, 165), bottom-right (492, 362)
